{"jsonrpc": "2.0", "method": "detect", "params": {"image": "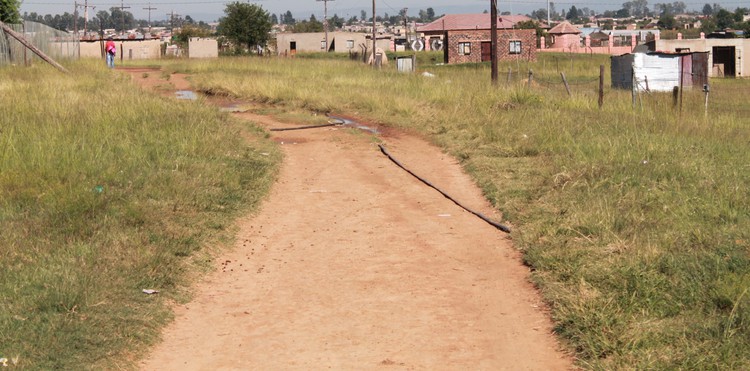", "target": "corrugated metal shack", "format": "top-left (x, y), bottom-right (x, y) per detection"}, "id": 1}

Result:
top-left (611, 52), bottom-right (708, 92)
